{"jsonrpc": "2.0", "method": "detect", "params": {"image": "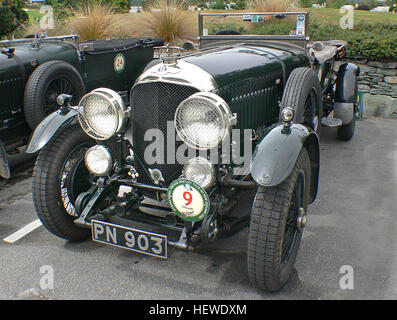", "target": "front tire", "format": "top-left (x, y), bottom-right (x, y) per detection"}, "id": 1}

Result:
top-left (32, 124), bottom-right (94, 242)
top-left (247, 148), bottom-right (311, 292)
top-left (280, 67), bottom-right (322, 136)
